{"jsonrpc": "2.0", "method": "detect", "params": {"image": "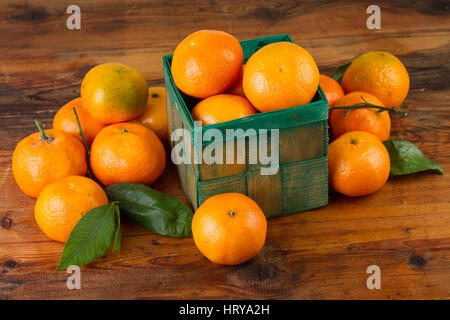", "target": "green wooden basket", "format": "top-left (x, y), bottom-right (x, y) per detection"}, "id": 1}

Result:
top-left (163, 34), bottom-right (329, 218)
